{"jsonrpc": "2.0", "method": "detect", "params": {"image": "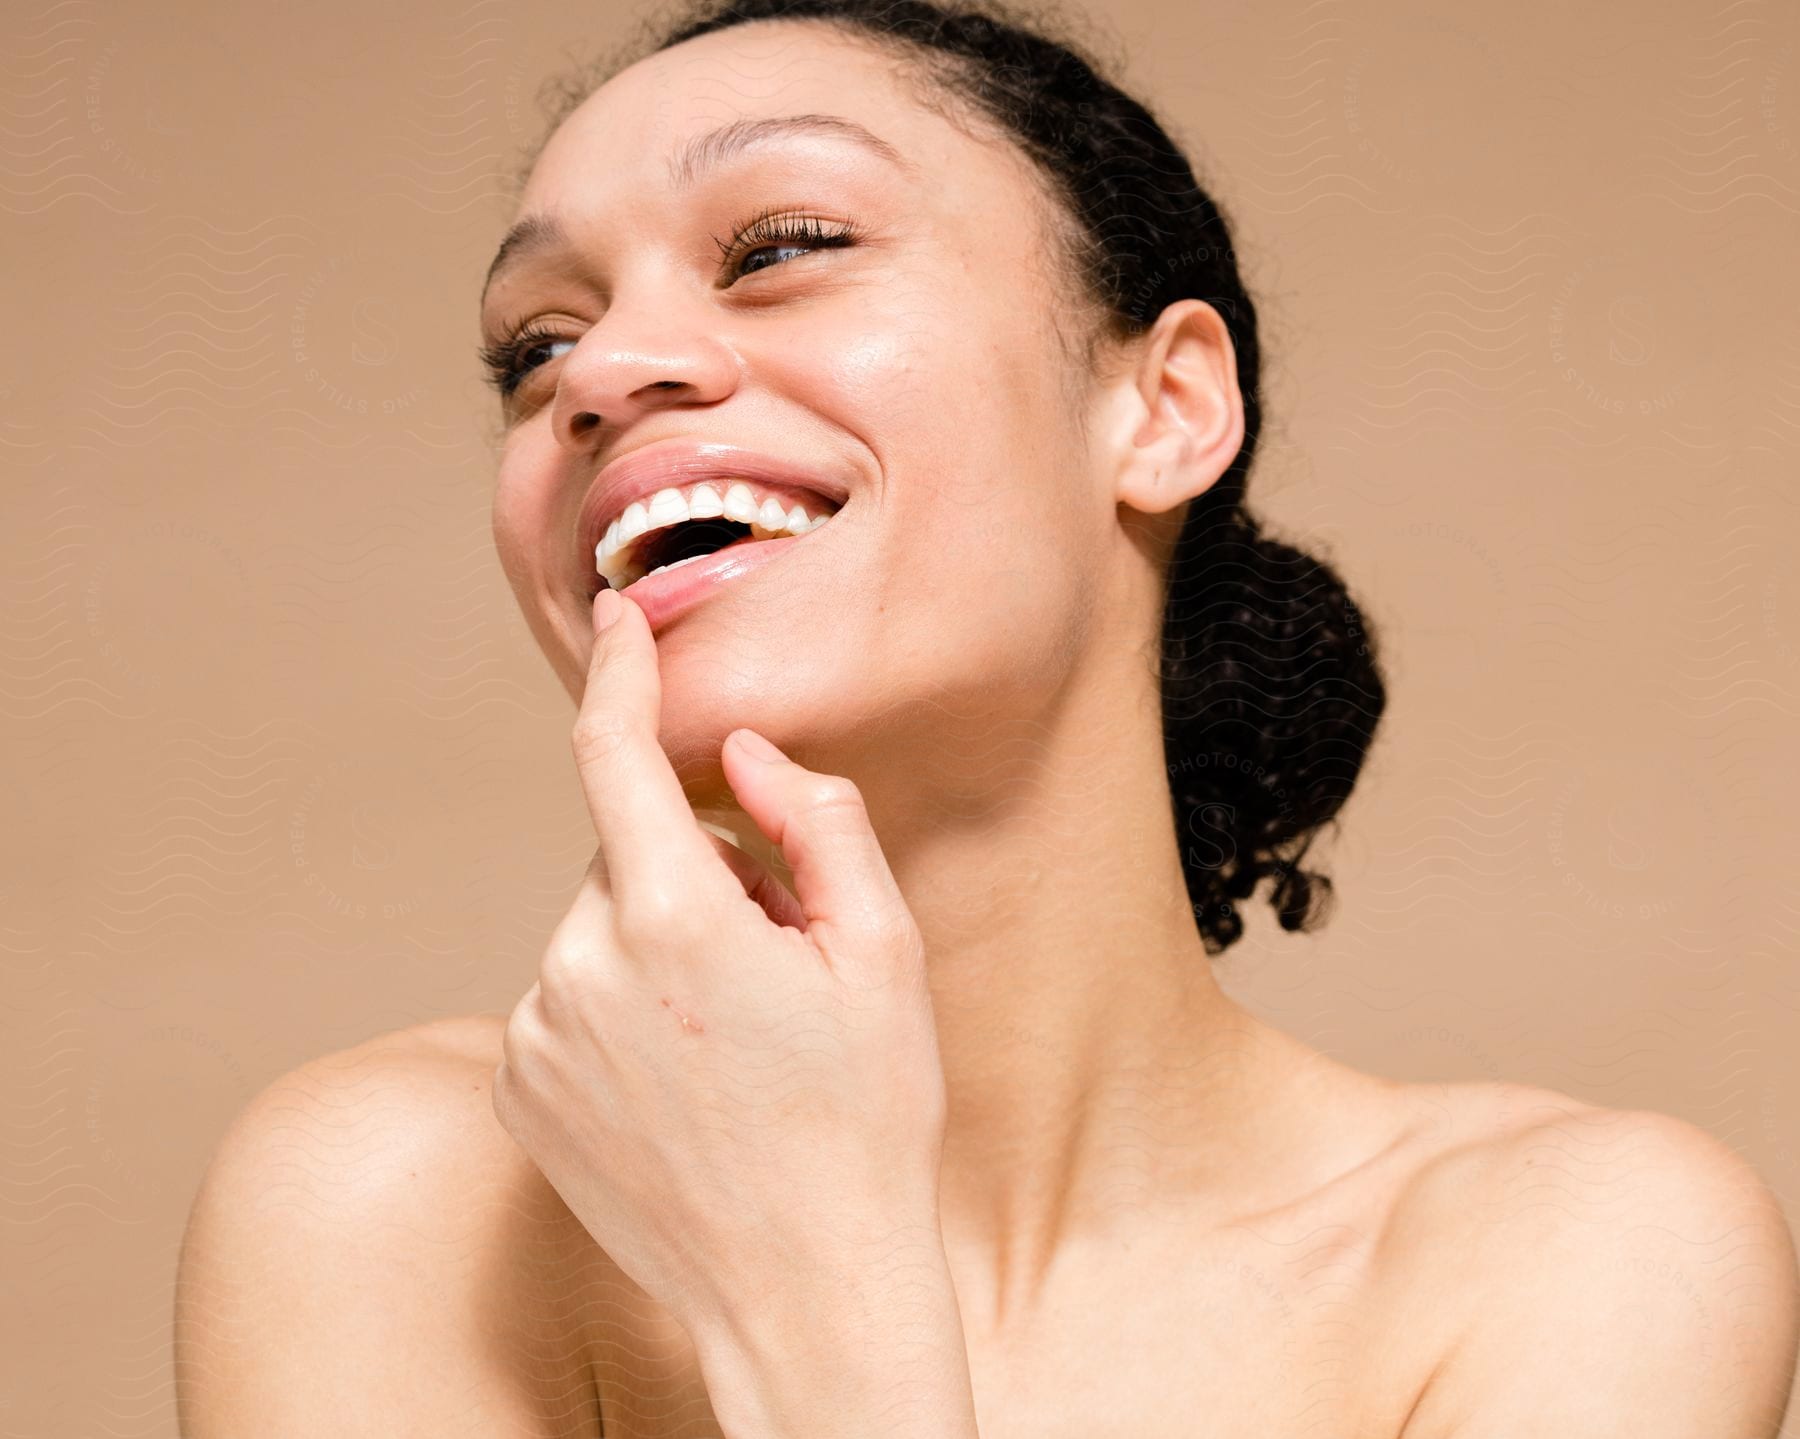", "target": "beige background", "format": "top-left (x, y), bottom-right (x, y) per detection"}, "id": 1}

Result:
top-left (4, 0), bottom-right (1798, 1431)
